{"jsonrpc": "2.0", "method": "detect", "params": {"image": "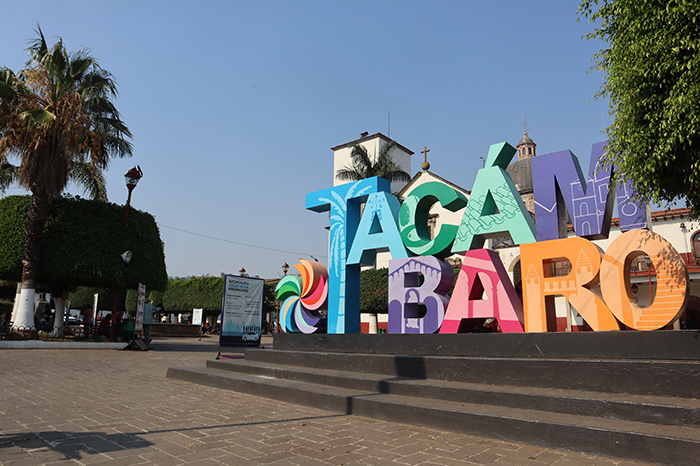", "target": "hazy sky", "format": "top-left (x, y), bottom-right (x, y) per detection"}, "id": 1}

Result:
top-left (1, 1), bottom-right (609, 280)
